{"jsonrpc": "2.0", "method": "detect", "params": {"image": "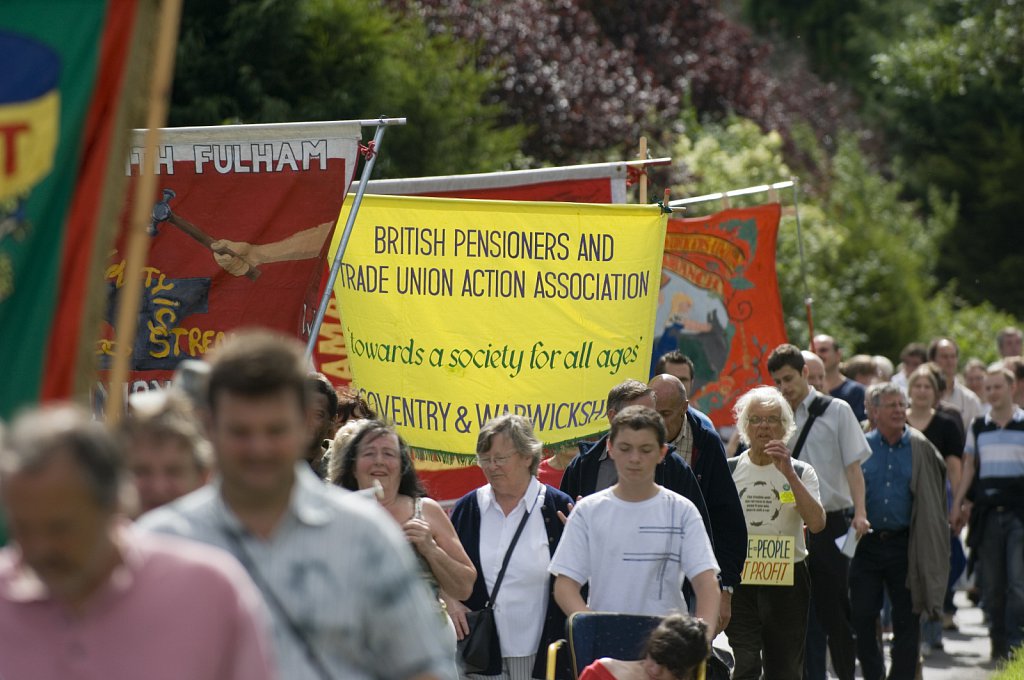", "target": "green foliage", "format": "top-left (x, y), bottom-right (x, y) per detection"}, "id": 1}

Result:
top-left (993, 644), bottom-right (1024, 679)
top-left (921, 283), bottom-right (1021, 365)
top-left (866, 0), bottom-right (1024, 316)
top-left (672, 115), bottom-right (956, 359)
top-left (171, 0), bottom-right (524, 178)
